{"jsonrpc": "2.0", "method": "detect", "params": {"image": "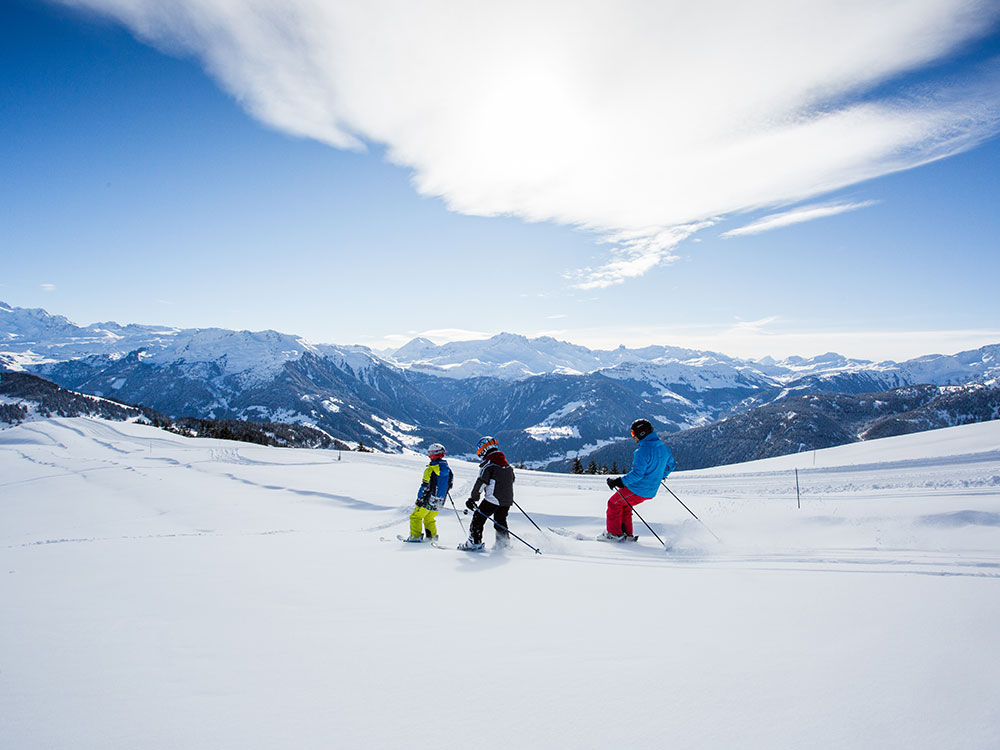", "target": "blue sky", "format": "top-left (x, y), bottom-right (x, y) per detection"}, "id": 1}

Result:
top-left (2, 0), bottom-right (999, 361)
